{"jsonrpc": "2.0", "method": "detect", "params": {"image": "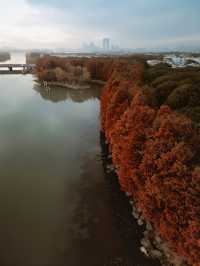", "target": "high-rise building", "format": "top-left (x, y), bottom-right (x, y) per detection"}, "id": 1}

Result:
top-left (103, 38), bottom-right (110, 51)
